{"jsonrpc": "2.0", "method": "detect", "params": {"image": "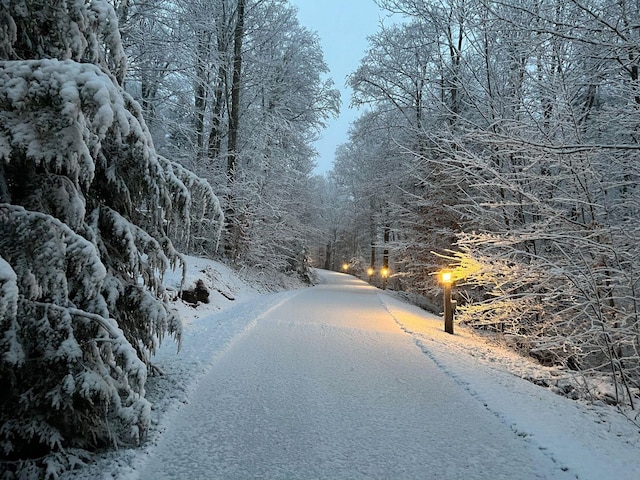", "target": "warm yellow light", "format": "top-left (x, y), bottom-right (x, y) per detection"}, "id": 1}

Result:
top-left (381, 267), bottom-right (389, 278)
top-left (342, 263), bottom-right (349, 271)
top-left (441, 271), bottom-right (452, 284)
top-left (367, 267), bottom-right (374, 276)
